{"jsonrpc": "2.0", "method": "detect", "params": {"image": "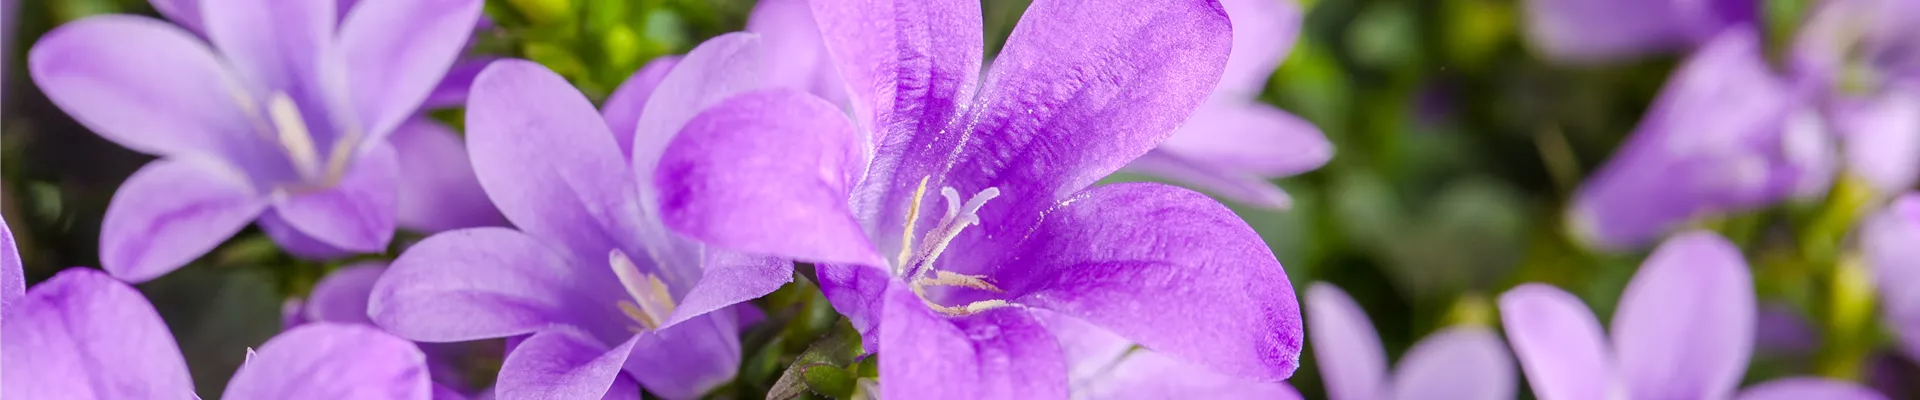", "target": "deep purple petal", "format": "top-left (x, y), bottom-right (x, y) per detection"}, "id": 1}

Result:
top-left (1498, 283), bottom-right (1612, 400)
top-left (337, 0), bottom-right (482, 143)
top-left (748, 0), bottom-right (850, 106)
top-left (101, 159), bottom-right (268, 283)
top-left (992, 183), bottom-right (1303, 381)
top-left (29, 16), bottom-right (265, 163)
top-left (271, 141), bottom-right (400, 252)
top-left (661, 250), bottom-right (792, 327)
top-left (465, 59), bottom-right (644, 264)
top-left (1612, 232), bottom-right (1754, 399)
top-left (878, 283), bottom-right (1066, 399)
top-left (422, 58), bottom-right (496, 110)
top-left (390, 118), bottom-right (505, 233)
top-left (370, 228), bottom-right (621, 343)
top-left (629, 32), bottom-right (765, 198)
top-left (626, 312), bottom-right (741, 399)
top-left (1217, 0), bottom-right (1300, 96)
top-left (1, 269), bottom-right (194, 399)
top-left (814, 262), bottom-right (893, 349)
top-left (1835, 88), bottom-right (1920, 193)
top-left (495, 328), bottom-right (638, 400)
top-left (1736, 378), bottom-right (1888, 400)
top-left (259, 209), bottom-right (355, 260)
top-left (602, 56), bottom-right (681, 161)
top-left (223, 323), bottom-right (431, 400)
top-left (655, 89), bottom-right (880, 266)
top-left (807, 0), bottom-right (982, 147)
top-left (306, 262), bottom-right (388, 325)
top-left (1305, 284), bottom-right (1389, 400)
top-left (1076, 351), bottom-right (1301, 400)
top-left (1386, 328), bottom-right (1517, 400)
top-left (201, 0), bottom-right (333, 94)
top-left (1, 215), bottom-right (23, 308)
